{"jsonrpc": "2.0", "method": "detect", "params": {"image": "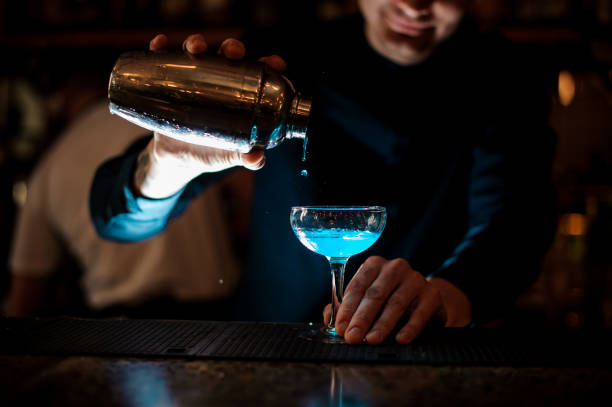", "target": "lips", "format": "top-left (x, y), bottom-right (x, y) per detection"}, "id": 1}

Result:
top-left (383, 9), bottom-right (434, 37)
